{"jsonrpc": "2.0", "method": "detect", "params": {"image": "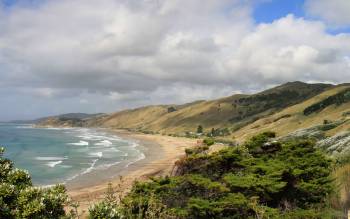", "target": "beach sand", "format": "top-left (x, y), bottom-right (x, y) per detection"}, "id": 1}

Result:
top-left (67, 130), bottom-right (197, 217)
